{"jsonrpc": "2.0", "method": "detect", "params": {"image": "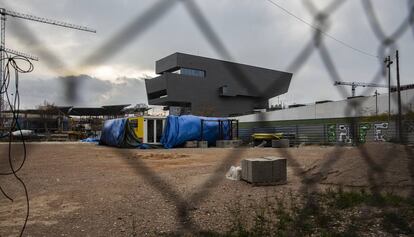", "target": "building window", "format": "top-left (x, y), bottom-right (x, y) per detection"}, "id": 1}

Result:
top-left (148, 89), bottom-right (167, 100)
top-left (172, 67), bottom-right (206, 78)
